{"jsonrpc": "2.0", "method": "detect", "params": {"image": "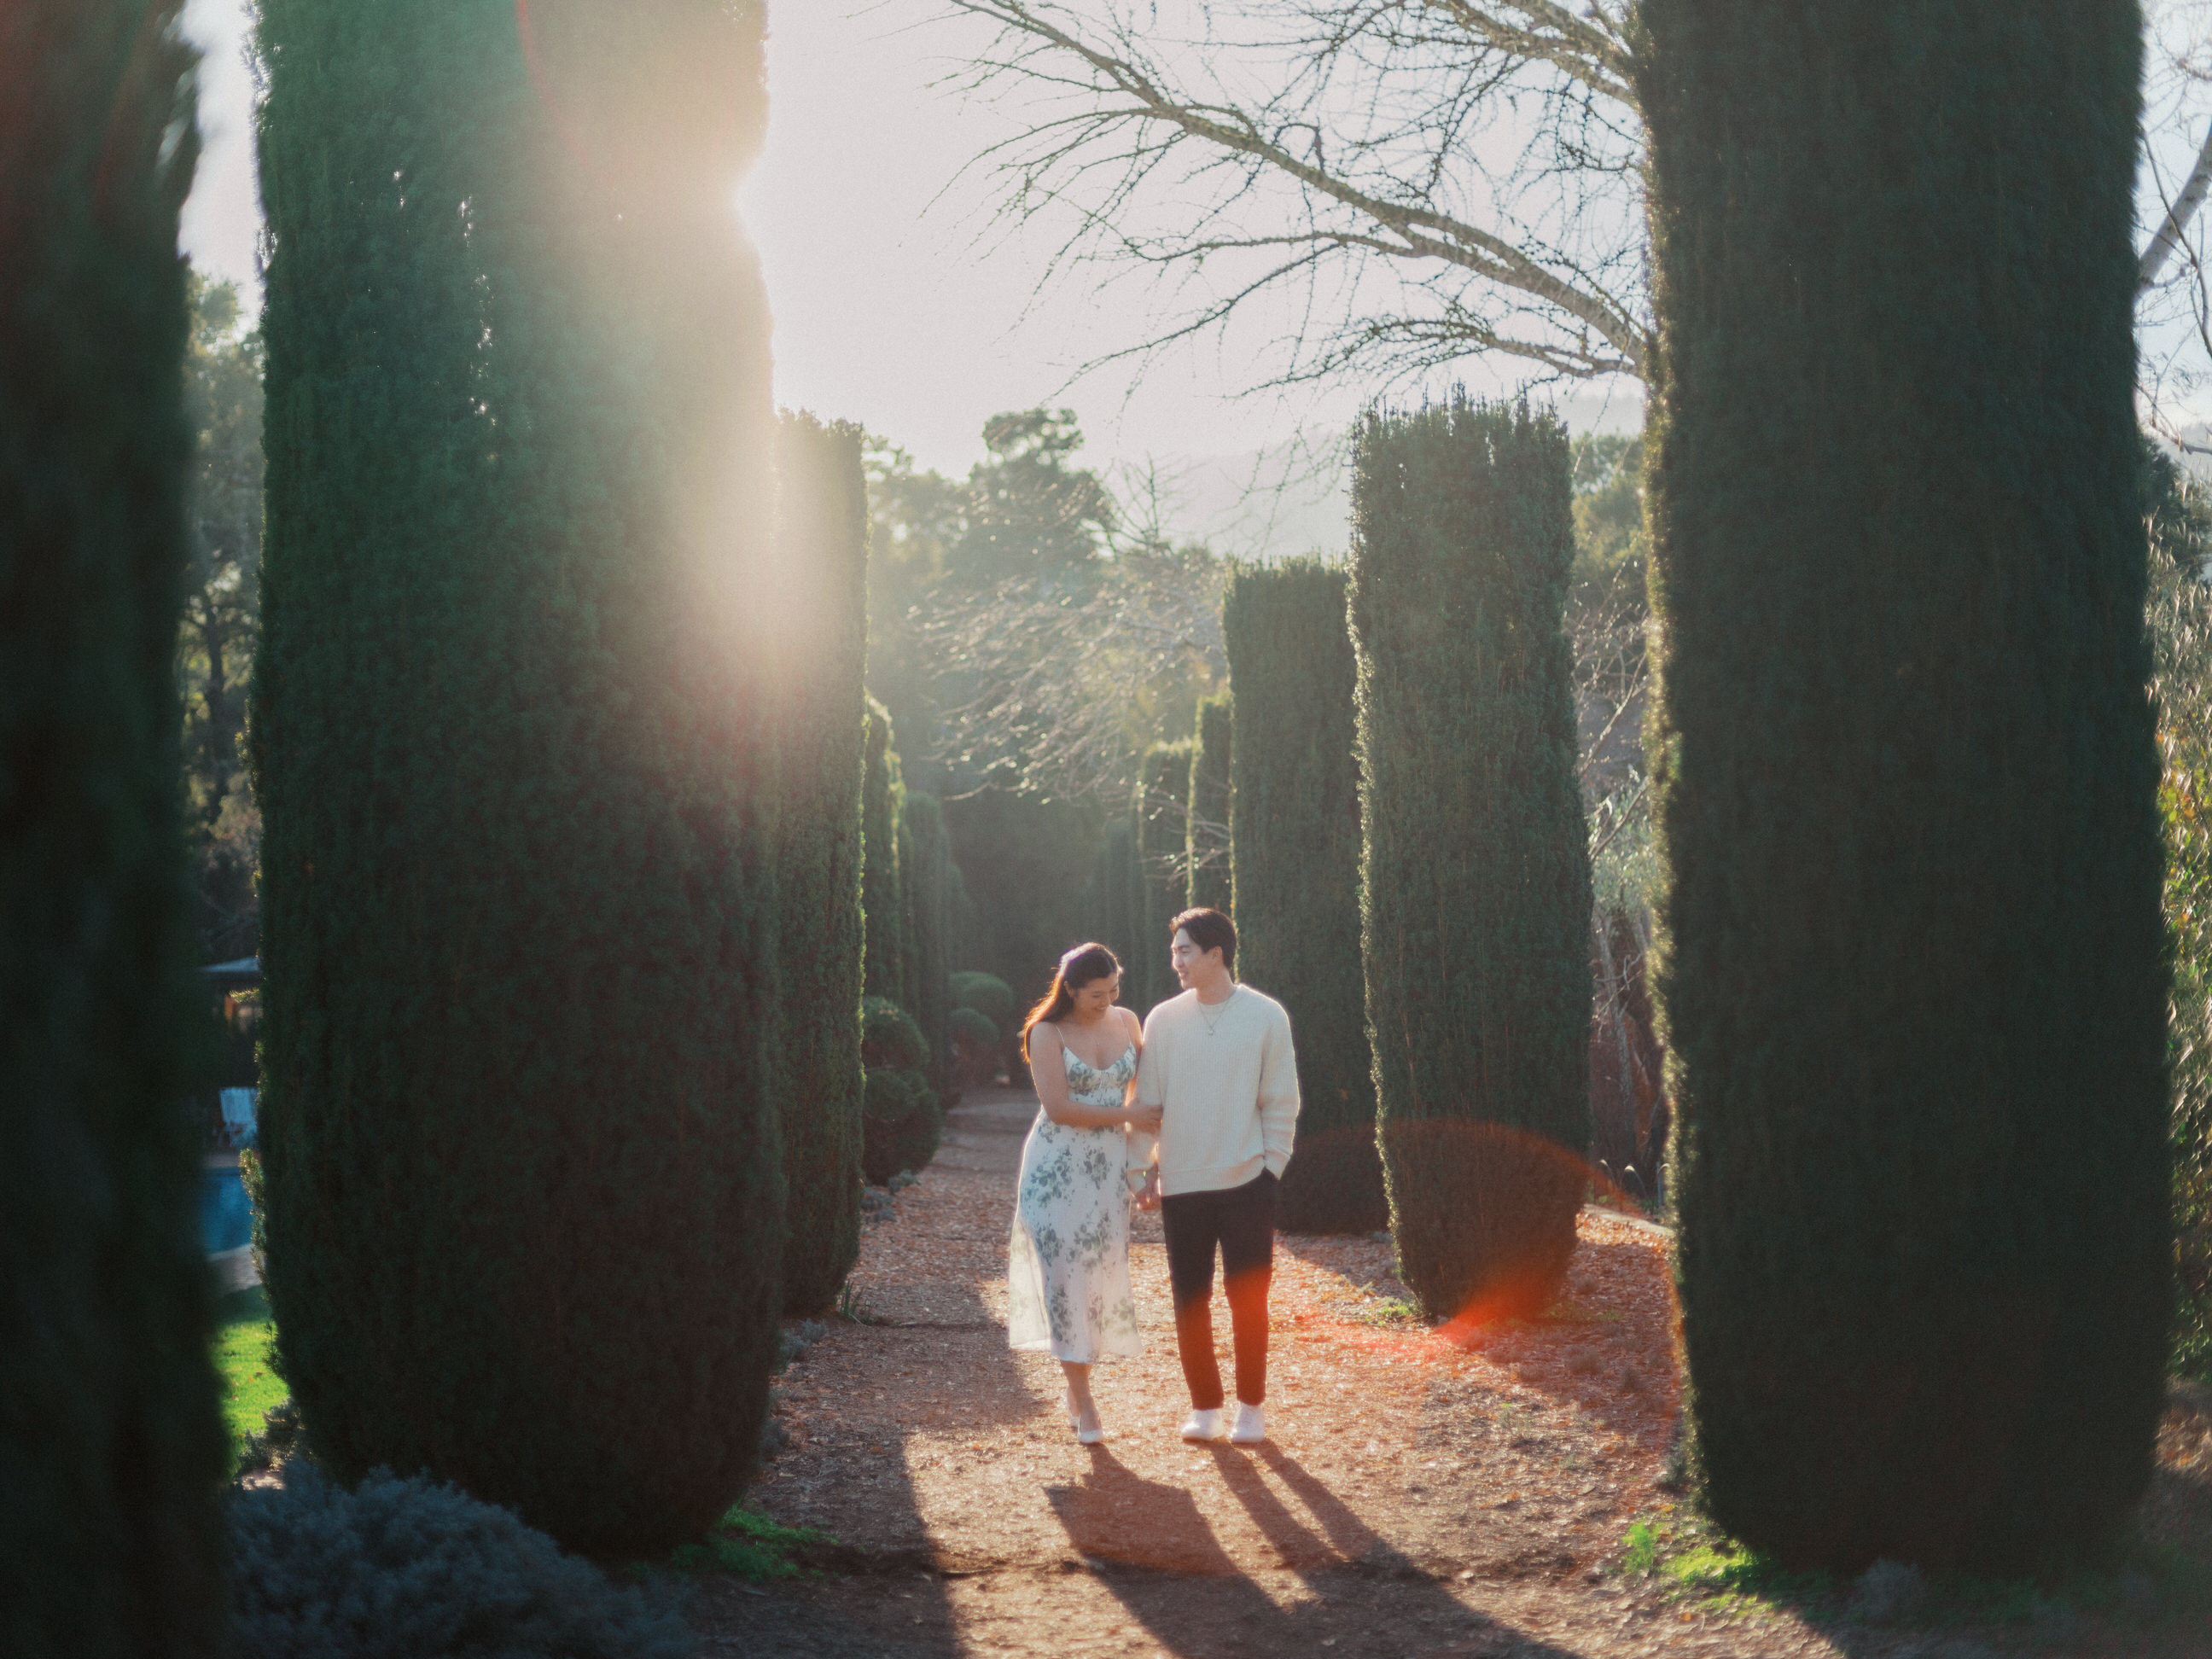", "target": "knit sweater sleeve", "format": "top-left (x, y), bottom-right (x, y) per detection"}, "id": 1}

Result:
top-left (1258, 999), bottom-right (1301, 1174)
